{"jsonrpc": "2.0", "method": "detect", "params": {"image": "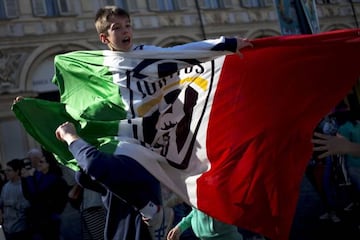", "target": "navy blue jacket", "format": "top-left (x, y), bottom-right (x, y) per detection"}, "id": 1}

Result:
top-left (69, 139), bottom-right (157, 240)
